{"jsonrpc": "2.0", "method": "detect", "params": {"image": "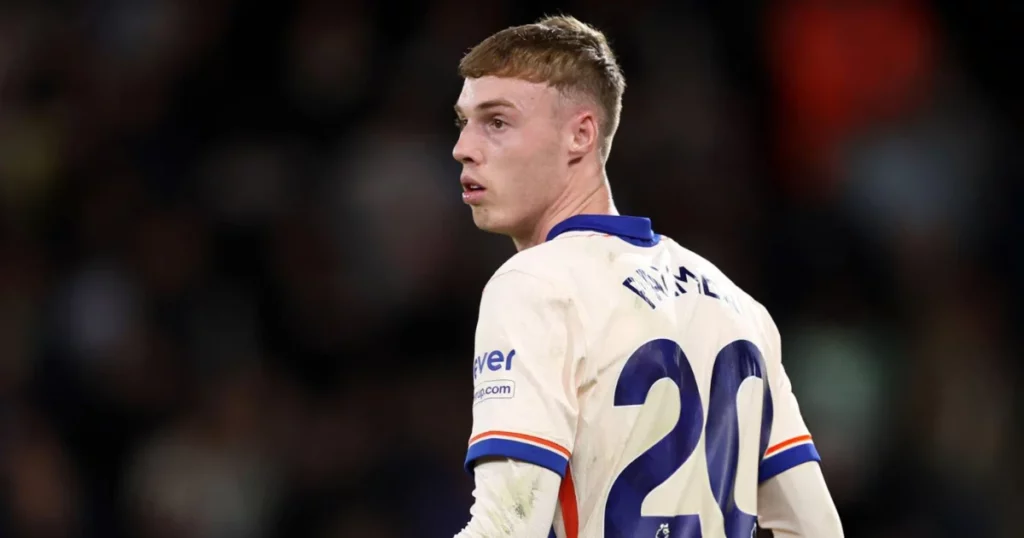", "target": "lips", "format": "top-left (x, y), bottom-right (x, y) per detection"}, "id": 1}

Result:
top-left (461, 176), bottom-right (485, 193)
top-left (461, 175), bottom-right (486, 205)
